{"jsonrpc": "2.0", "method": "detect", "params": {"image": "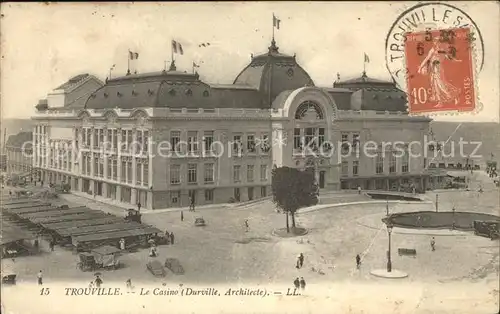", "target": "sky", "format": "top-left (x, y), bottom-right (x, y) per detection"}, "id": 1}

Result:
top-left (1, 1), bottom-right (498, 122)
